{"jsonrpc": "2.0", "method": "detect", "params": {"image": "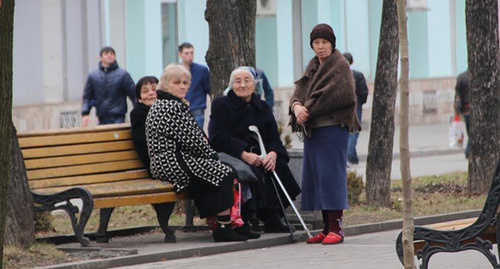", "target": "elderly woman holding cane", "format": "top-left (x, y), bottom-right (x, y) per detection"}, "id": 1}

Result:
top-left (209, 66), bottom-right (301, 234)
top-left (290, 24), bottom-right (360, 245)
top-left (146, 64), bottom-right (250, 242)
